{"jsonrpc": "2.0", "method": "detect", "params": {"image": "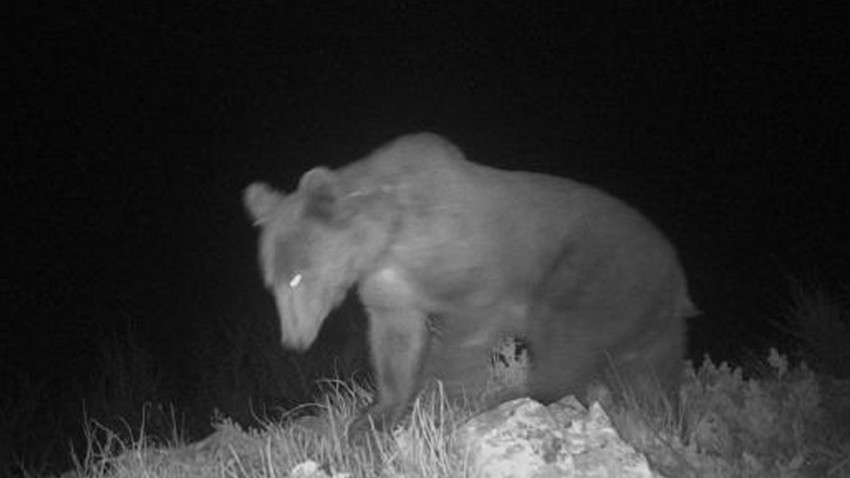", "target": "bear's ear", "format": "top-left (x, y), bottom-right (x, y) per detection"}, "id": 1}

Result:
top-left (298, 167), bottom-right (350, 224)
top-left (243, 182), bottom-right (283, 225)
top-left (298, 167), bottom-right (337, 196)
